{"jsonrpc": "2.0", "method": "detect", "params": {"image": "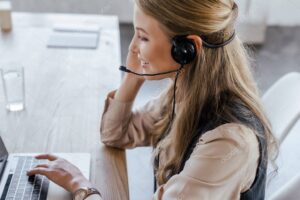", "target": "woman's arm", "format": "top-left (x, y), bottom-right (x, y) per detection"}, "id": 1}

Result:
top-left (114, 73), bottom-right (144, 102)
top-left (100, 36), bottom-right (165, 149)
top-left (100, 89), bottom-right (163, 149)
